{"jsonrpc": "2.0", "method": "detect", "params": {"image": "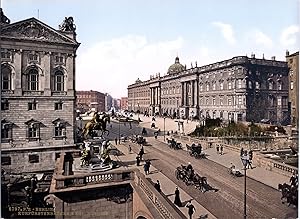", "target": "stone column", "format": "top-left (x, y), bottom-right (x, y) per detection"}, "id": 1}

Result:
top-left (66, 53), bottom-right (75, 96)
top-left (14, 50), bottom-right (22, 96)
top-left (43, 52), bottom-right (51, 96)
top-left (191, 81), bottom-right (195, 106)
top-left (181, 82), bottom-right (185, 106)
top-left (150, 88), bottom-right (152, 105)
top-left (185, 82), bottom-right (189, 106)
